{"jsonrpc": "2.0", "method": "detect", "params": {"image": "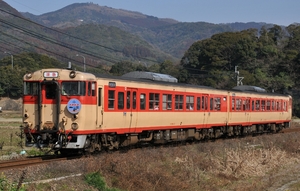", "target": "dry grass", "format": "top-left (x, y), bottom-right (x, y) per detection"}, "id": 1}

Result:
top-left (2, 127), bottom-right (300, 190)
